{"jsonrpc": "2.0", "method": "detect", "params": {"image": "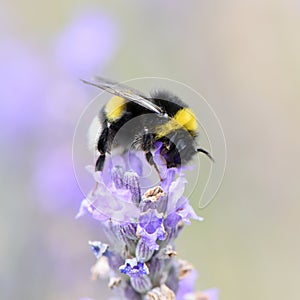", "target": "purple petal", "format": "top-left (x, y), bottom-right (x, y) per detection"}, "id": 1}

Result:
top-left (176, 269), bottom-right (198, 299)
top-left (76, 198), bottom-right (90, 219)
top-left (81, 180), bottom-right (140, 222)
top-left (161, 168), bottom-right (176, 191)
top-left (137, 210), bottom-right (166, 250)
top-left (165, 212), bottom-right (182, 229)
top-left (176, 197), bottom-right (203, 224)
top-left (86, 156), bottom-right (126, 187)
top-left (166, 176), bottom-right (187, 215)
top-left (202, 288), bottom-right (219, 300)
top-left (128, 151), bottom-right (143, 176)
